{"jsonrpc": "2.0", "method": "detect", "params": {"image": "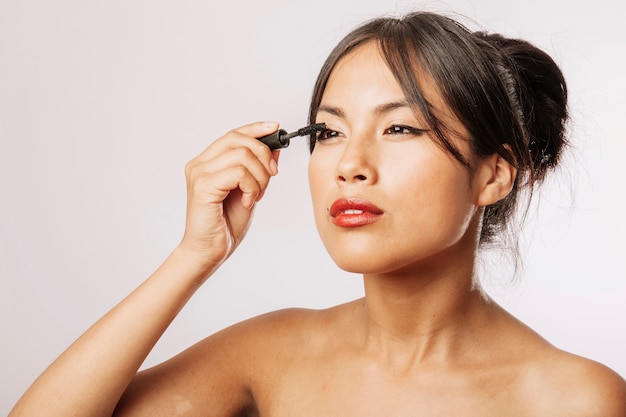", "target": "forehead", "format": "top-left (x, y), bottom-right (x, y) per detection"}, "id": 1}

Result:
top-left (321, 41), bottom-right (406, 107)
top-left (319, 41), bottom-right (450, 120)
top-left (317, 39), bottom-right (470, 145)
